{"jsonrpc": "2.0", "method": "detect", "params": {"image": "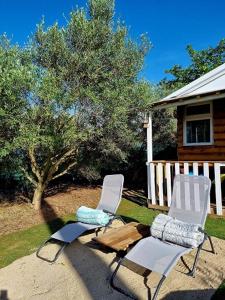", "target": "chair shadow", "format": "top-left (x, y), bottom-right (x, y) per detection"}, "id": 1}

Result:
top-left (119, 215), bottom-right (139, 223)
top-left (0, 290), bottom-right (9, 300)
top-left (162, 288), bottom-right (216, 300)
